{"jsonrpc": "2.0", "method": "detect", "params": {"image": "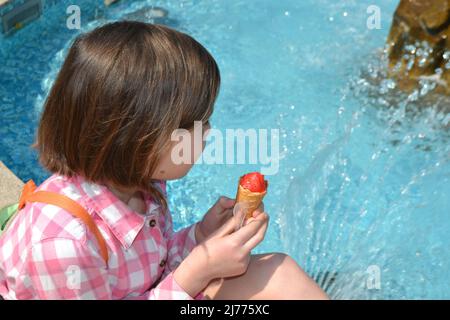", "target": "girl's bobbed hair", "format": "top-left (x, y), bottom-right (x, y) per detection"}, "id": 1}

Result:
top-left (34, 21), bottom-right (221, 211)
